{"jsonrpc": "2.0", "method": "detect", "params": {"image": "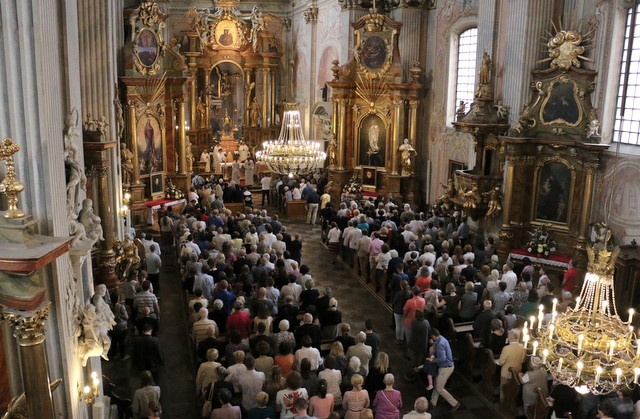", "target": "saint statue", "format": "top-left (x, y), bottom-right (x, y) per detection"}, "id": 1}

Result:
top-left (78, 198), bottom-right (104, 247)
top-left (368, 123), bottom-right (380, 154)
top-left (64, 109), bottom-right (87, 212)
top-left (186, 137), bottom-right (194, 173)
top-left (120, 142), bottom-right (134, 185)
top-left (483, 187), bottom-right (503, 217)
top-left (114, 86), bottom-right (125, 141)
top-left (197, 96), bottom-right (207, 129)
top-left (399, 138), bottom-right (417, 176)
top-left (475, 51), bottom-right (494, 100)
top-left (327, 136), bottom-right (338, 167)
top-left (250, 98), bottom-right (262, 127)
